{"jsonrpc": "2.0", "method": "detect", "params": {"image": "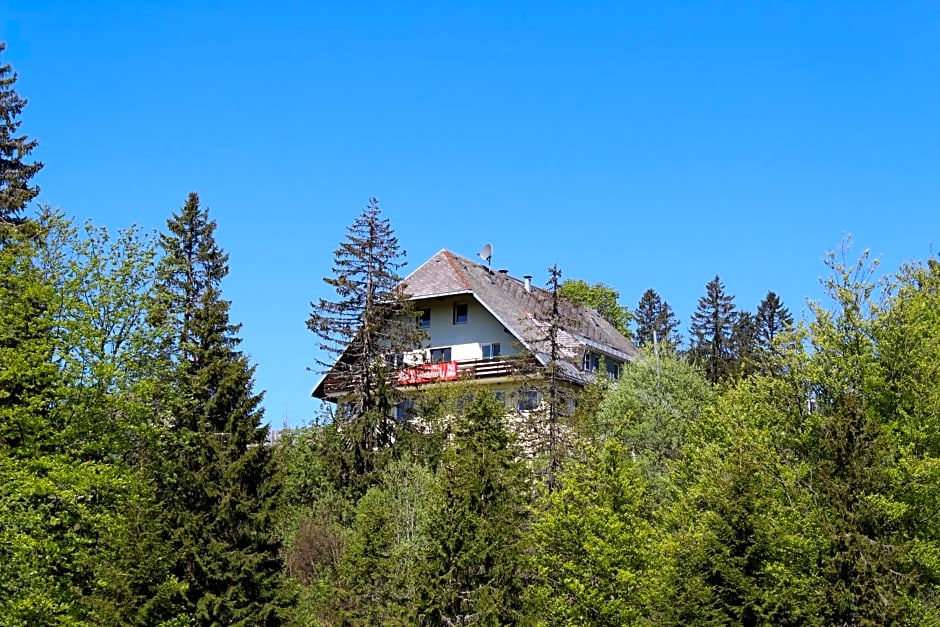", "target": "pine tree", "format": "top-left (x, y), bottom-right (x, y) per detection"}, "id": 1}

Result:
top-left (541, 265), bottom-right (568, 492)
top-left (755, 291), bottom-right (794, 352)
top-left (689, 275), bottom-right (738, 384)
top-left (417, 393), bottom-right (529, 624)
top-left (307, 197), bottom-right (420, 492)
top-left (0, 43), bottom-right (42, 224)
top-left (633, 288), bottom-right (681, 350)
top-left (153, 192), bottom-right (290, 624)
top-left (730, 310), bottom-right (759, 379)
